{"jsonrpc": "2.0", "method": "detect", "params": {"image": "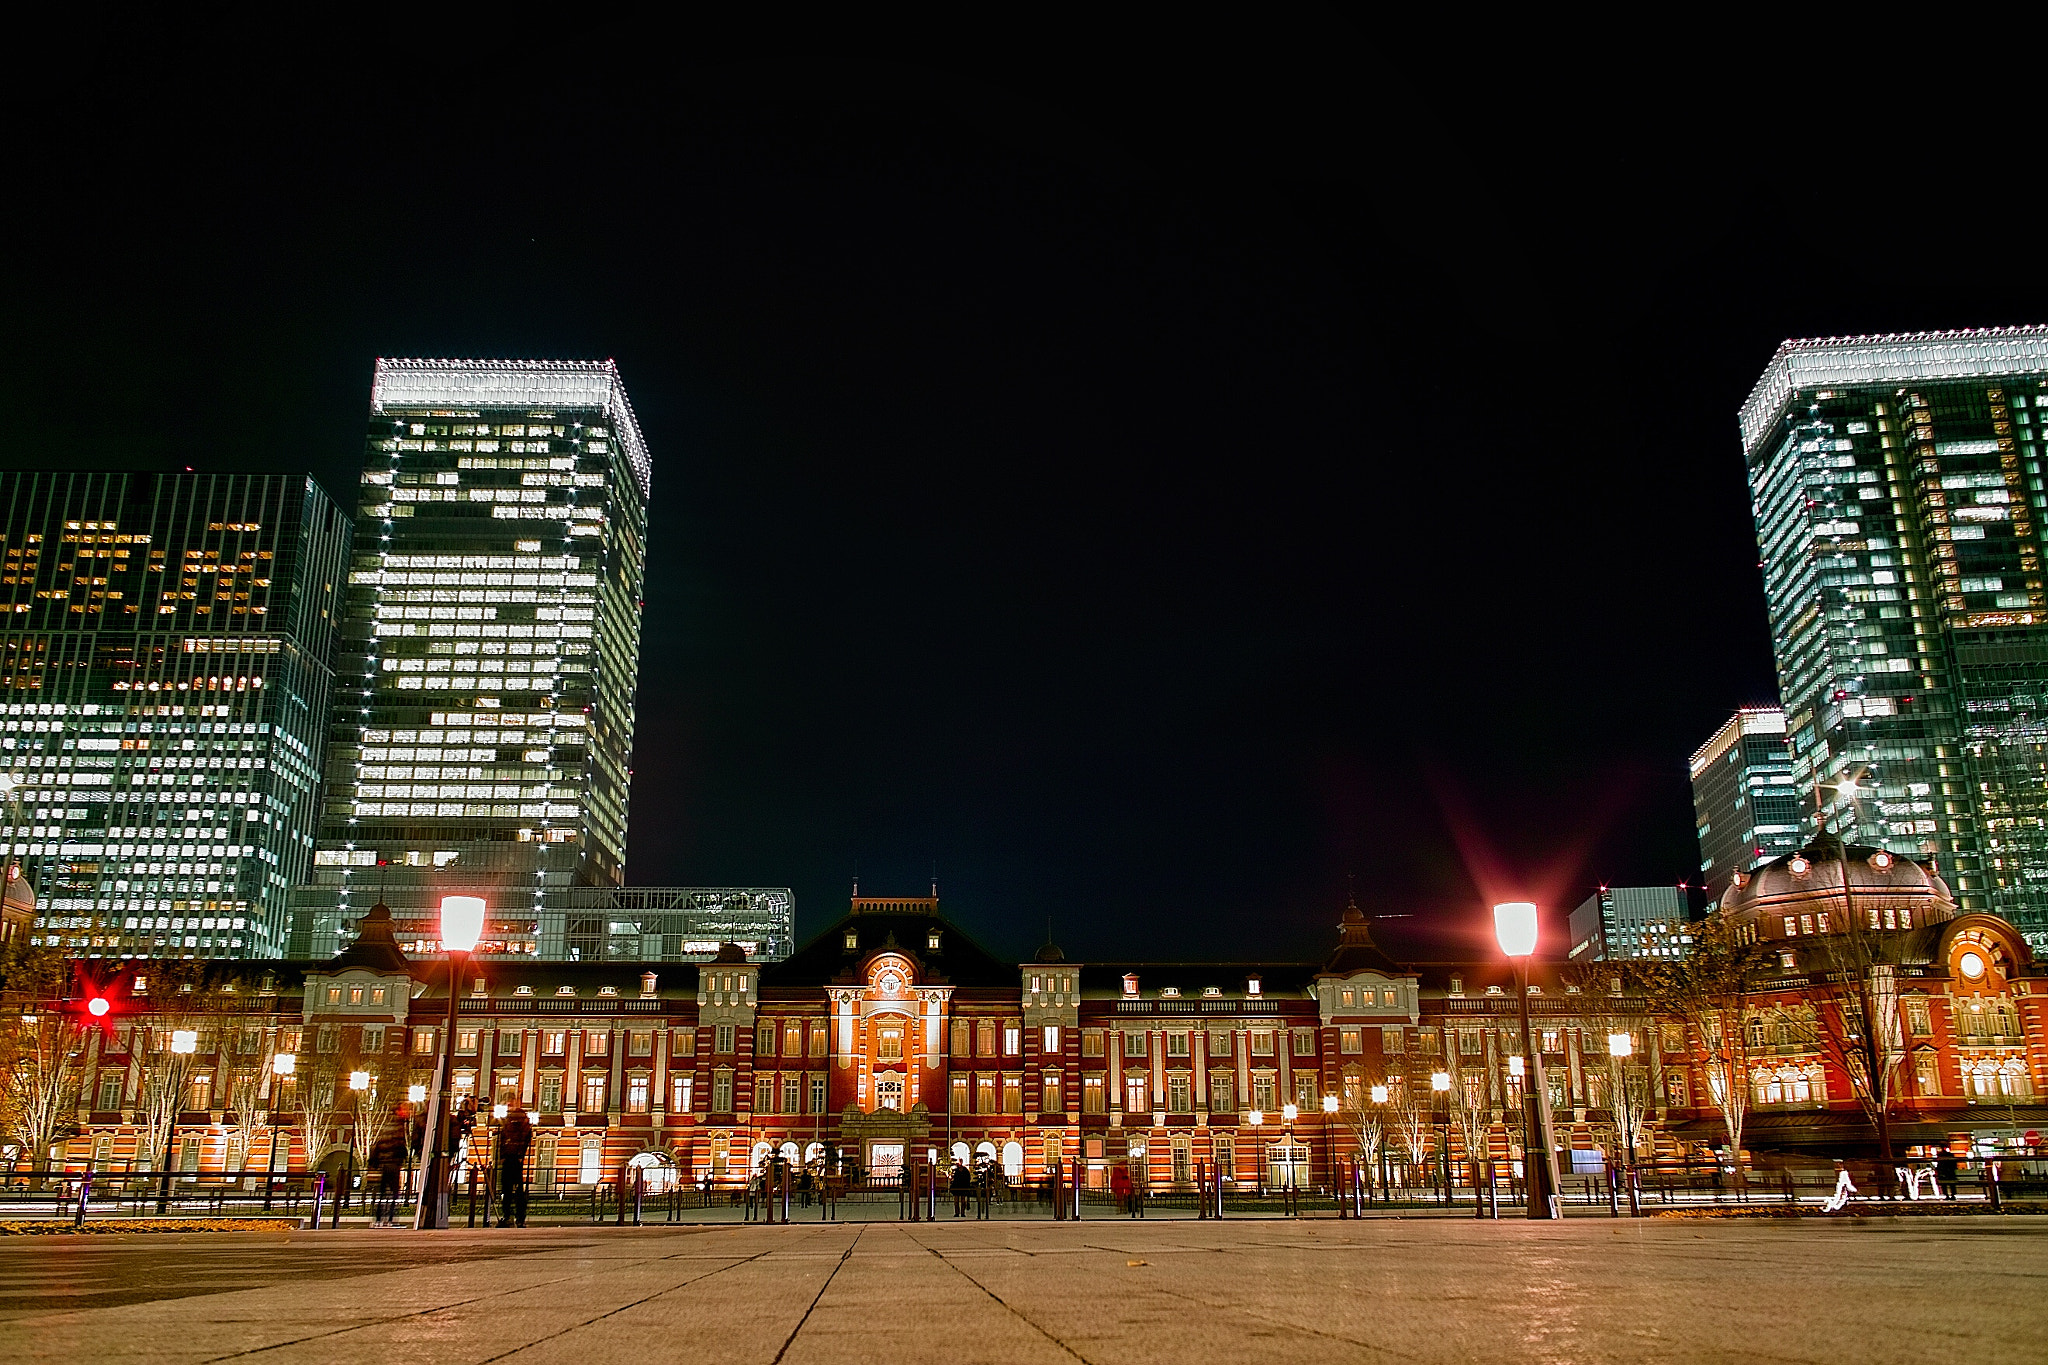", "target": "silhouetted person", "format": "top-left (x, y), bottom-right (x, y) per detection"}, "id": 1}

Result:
top-left (497, 1100), bottom-right (534, 1227)
top-left (369, 1118), bottom-right (407, 1227)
